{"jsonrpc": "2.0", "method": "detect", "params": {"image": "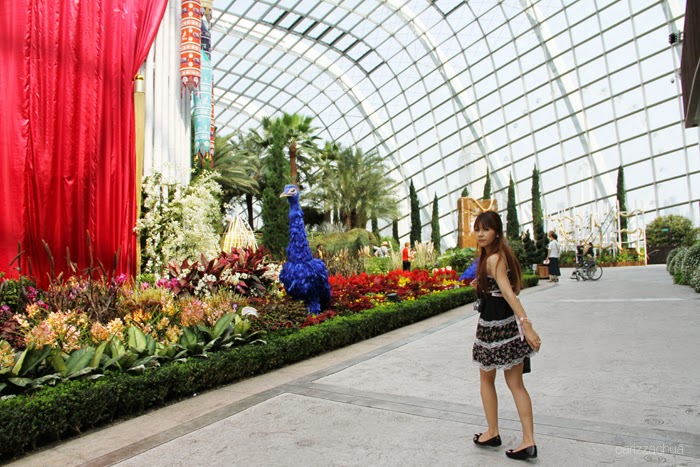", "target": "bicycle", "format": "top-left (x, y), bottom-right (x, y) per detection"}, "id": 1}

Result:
top-left (571, 258), bottom-right (603, 281)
